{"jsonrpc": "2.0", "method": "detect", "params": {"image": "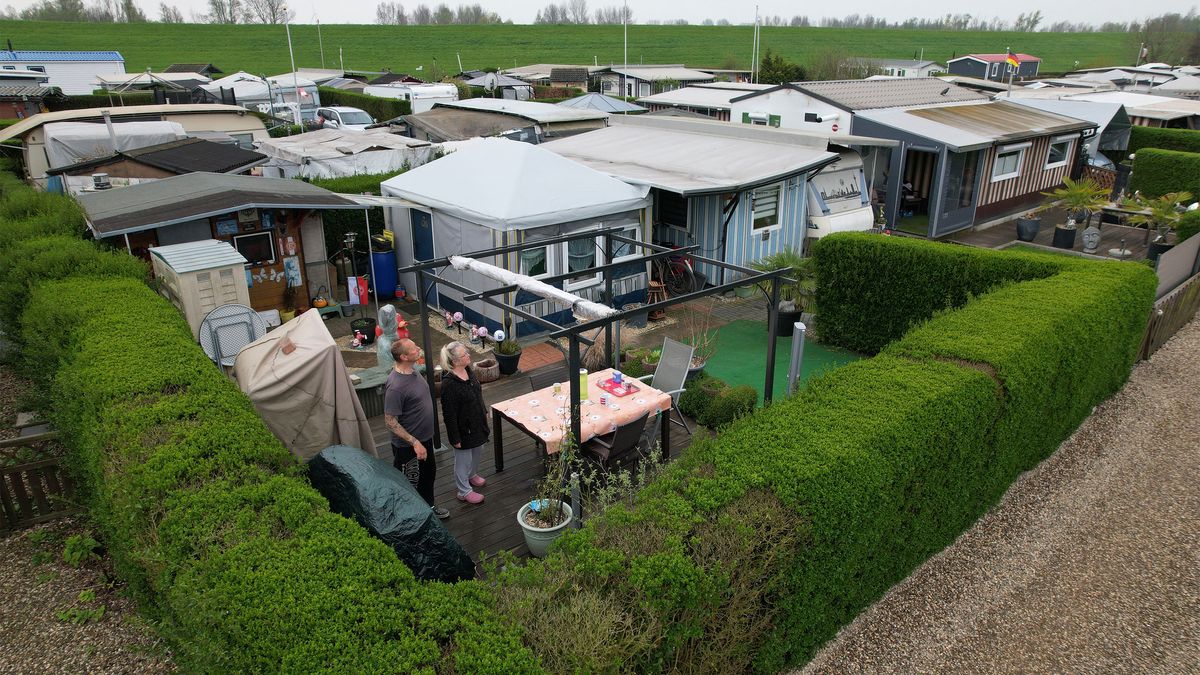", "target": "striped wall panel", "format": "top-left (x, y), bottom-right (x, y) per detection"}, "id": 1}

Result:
top-left (902, 150), bottom-right (938, 198)
top-left (978, 135), bottom-right (1072, 207)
